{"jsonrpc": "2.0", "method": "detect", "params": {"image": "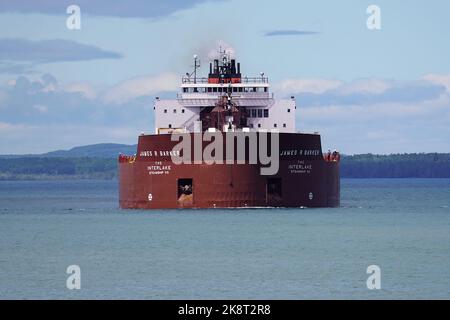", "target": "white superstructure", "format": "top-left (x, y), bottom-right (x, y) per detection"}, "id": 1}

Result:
top-left (154, 52), bottom-right (296, 134)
